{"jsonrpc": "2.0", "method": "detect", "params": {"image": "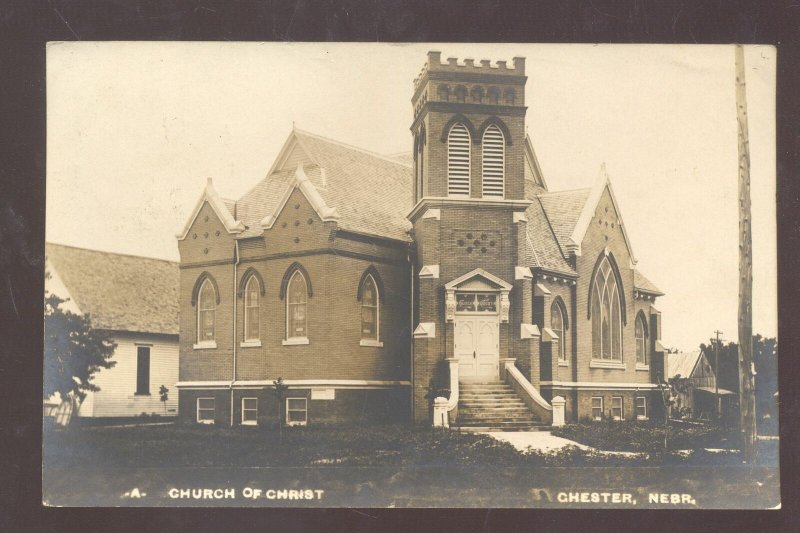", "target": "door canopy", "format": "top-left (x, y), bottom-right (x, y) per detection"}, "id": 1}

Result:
top-left (444, 268), bottom-right (512, 323)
